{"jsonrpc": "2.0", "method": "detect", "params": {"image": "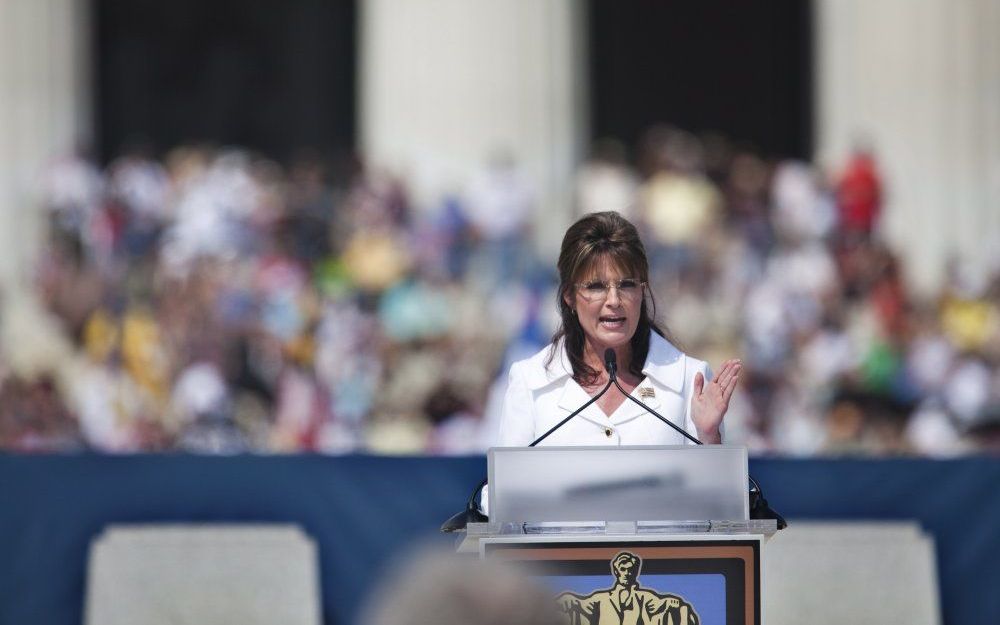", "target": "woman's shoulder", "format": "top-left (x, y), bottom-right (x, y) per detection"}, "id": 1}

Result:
top-left (645, 332), bottom-right (709, 389)
top-left (508, 340), bottom-right (572, 390)
top-left (646, 332), bottom-right (685, 364)
top-left (649, 332), bottom-right (707, 365)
